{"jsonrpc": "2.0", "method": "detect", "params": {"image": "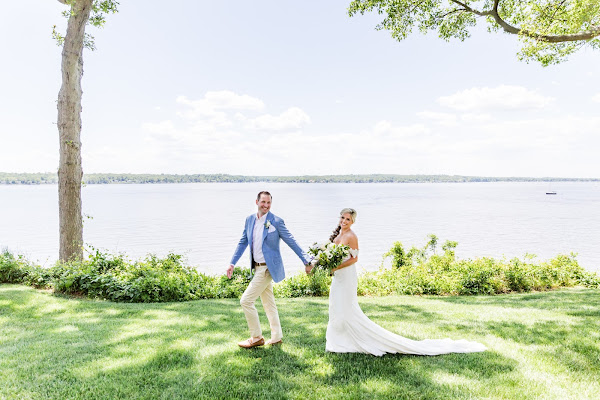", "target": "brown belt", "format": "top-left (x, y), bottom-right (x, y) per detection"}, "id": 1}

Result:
top-left (255, 262), bottom-right (267, 266)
